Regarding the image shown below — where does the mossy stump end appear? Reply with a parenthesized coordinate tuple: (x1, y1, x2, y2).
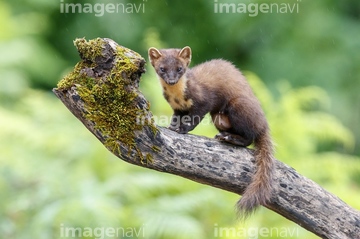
(53, 38, 157, 164)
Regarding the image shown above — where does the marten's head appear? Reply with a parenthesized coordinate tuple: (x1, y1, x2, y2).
(148, 46, 191, 85)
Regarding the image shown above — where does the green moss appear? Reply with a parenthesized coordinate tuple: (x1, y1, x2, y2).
(151, 145, 161, 153)
(145, 153, 153, 164)
(56, 38, 157, 164)
(74, 38, 104, 63)
(57, 62, 93, 89)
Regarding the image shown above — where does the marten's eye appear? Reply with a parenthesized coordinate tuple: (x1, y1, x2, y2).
(177, 67, 182, 72)
(160, 67, 166, 73)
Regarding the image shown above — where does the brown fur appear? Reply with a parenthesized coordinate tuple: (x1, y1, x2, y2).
(212, 112, 231, 131)
(148, 46, 274, 217)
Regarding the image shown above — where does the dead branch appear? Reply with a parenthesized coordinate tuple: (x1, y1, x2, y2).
(53, 38, 360, 239)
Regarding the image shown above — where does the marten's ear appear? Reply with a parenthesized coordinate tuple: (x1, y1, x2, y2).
(148, 47, 162, 65)
(179, 46, 192, 65)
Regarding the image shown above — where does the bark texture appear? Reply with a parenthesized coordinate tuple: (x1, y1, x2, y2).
(53, 38, 360, 239)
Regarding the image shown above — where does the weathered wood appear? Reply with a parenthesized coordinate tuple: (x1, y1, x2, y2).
(53, 38, 360, 239)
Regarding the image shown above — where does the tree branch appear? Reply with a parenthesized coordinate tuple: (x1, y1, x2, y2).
(53, 38, 360, 239)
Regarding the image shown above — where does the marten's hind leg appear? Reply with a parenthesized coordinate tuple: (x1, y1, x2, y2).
(215, 132, 252, 146)
(222, 97, 261, 147)
(211, 112, 252, 146)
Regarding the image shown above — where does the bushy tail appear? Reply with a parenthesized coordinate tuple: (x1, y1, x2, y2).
(236, 129, 274, 219)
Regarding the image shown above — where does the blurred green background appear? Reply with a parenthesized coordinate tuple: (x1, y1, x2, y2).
(1, 0, 359, 238)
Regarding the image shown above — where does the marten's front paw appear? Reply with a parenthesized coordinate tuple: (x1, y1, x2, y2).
(168, 122, 192, 134)
(176, 123, 192, 134)
(168, 124, 179, 132)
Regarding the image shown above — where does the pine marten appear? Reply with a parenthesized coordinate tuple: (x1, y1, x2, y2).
(148, 46, 274, 217)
